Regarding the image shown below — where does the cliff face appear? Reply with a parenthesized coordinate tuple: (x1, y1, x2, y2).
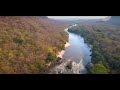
(0, 16, 68, 74)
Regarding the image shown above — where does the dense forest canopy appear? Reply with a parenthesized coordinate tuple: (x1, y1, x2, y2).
(0, 16, 68, 73)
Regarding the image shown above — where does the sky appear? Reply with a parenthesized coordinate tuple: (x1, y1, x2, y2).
(48, 16, 108, 20)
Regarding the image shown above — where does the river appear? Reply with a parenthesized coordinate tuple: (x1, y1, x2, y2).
(50, 24, 92, 74)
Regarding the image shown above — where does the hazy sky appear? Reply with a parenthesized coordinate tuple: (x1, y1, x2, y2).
(48, 16, 108, 20)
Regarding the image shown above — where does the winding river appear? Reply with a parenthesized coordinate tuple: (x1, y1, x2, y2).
(50, 24, 92, 74)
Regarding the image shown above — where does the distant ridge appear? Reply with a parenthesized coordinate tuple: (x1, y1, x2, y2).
(102, 16, 111, 21)
(40, 16, 48, 19)
(103, 16, 120, 26)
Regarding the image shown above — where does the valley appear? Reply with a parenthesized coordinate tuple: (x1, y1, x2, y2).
(0, 16, 120, 74)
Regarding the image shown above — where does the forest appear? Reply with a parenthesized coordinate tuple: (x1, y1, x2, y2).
(1, 16, 120, 74)
(68, 22, 120, 74)
(0, 16, 68, 73)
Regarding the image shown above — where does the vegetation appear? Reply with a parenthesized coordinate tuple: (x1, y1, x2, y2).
(46, 52, 57, 62)
(66, 61, 73, 69)
(0, 16, 68, 73)
(68, 23, 120, 74)
(89, 63, 109, 74)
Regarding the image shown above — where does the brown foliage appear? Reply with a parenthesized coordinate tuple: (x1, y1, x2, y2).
(0, 16, 68, 73)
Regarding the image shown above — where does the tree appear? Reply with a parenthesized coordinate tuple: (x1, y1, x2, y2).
(89, 63, 109, 74)
(46, 52, 57, 62)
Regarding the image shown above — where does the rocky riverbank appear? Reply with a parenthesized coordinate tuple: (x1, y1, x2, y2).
(57, 42, 70, 59)
(39, 42, 70, 74)
(49, 58, 86, 74)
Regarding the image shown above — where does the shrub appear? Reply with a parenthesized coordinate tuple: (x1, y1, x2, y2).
(13, 36, 25, 44)
(66, 61, 73, 69)
(46, 52, 57, 62)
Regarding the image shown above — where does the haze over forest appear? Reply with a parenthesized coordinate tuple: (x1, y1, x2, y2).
(48, 16, 108, 20)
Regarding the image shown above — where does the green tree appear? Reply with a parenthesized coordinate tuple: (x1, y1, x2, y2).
(89, 63, 109, 74)
(46, 52, 57, 62)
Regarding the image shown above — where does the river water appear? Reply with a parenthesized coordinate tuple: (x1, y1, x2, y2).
(50, 24, 91, 74)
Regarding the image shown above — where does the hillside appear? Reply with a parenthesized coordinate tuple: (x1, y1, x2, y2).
(0, 16, 68, 74)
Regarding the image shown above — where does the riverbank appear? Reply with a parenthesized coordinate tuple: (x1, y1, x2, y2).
(67, 25, 111, 74)
(57, 42, 70, 59)
(40, 24, 92, 74)
(39, 42, 70, 74)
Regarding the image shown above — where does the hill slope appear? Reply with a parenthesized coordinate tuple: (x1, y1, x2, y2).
(0, 16, 68, 74)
